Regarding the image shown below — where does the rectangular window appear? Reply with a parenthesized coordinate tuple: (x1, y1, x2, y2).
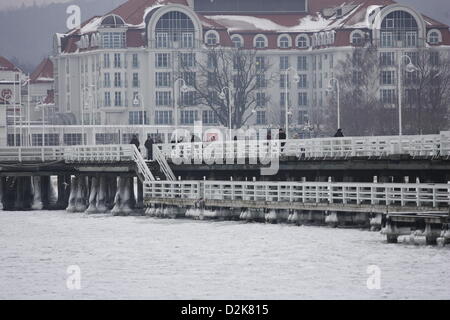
(280, 92, 291, 107)
(207, 53, 217, 69)
(297, 56, 308, 71)
(132, 73, 139, 88)
(155, 111, 173, 125)
(104, 92, 111, 107)
(156, 32, 169, 48)
(180, 53, 196, 68)
(129, 111, 149, 125)
(96, 133, 119, 145)
(202, 110, 218, 125)
(256, 111, 266, 125)
(103, 73, 111, 88)
(381, 32, 393, 47)
(180, 110, 197, 124)
(132, 54, 139, 68)
(256, 74, 266, 88)
(156, 53, 170, 68)
(114, 53, 121, 68)
(32, 134, 59, 147)
(256, 92, 266, 107)
(297, 74, 308, 89)
(381, 89, 396, 104)
(280, 74, 290, 89)
(380, 52, 395, 66)
(63, 134, 83, 146)
(181, 91, 196, 106)
(103, 54, 110, 68)
(101, 32, 125, 49)
(183, 72, 196, 87)
(406, 31, 417, 47)
(256, 56, 265, 71)
(280, 56, 289, 70)
(114, 92, 122, 106)
(381, 71, 395, 85)
(298, 92, 308, 106)
(114, 72, 122, 87)
(156, 91, 171, 106)
(430, 52, 439, 66)
(156, 72, 171, 87)
(181, 32, 194, 48)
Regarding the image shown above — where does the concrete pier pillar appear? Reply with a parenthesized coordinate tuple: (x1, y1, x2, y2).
(74, 176, 88, 213)
(129, 178, 136, 210)
(325, 211, 339, 228)
(0, 177, 4, 211)
(136, 179, 144, 209)
(86, 177, 99, 214)
(382, 220, 399, 244)
(112, 177, 133, 216)
(369, 213, 383, 231)
(96, 176, 108, 213)
(424, 223, 441, 245)
(31, 176, 43, 210)
(106, 176, 117, 210)
(66, 176, 78, 212)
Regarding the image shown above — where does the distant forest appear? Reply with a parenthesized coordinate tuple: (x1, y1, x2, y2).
(0, 0, 123, 73)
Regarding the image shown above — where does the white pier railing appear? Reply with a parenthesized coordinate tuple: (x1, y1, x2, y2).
(144, 180, 450, 208)
(156, 132, 450, 161)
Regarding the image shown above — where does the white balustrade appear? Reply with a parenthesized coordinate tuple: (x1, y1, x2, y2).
(144, 180, 450, 208)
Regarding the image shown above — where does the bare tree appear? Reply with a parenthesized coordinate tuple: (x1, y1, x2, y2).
(402, 49, 450, 134)
(180, 47, 275, 129)
(328, 46, 450, 136)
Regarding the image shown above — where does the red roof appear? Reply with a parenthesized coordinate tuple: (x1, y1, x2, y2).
(59, 0, 450, 53)
(0, 56, 20, 72)
(30, 58, 54, 84)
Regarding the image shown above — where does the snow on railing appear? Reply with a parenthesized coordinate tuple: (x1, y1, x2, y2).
(144, 180, 450, 208)
(65, 145, 135, 163)
(0, 147, 65, 162)
(153, 147, 176, 181)
(155, 132, 450, 162)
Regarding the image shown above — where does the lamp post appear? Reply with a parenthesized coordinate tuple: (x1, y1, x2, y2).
(218, 86, 232, 141)
(284, 67, 300, 140)
(173, 78, 189, 143)
(82, 87, 93, 145)
(133, 93, 146, 146)
(35, 99, 45, 147)
(327, 77, 341, 130)
(398, 54, 419, 136)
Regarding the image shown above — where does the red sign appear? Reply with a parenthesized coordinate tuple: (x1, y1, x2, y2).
(1, 89, 12, 100)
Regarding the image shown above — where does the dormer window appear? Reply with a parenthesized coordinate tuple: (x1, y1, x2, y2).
(428, 29, 442, 44)
(254, 35, 268, 49)
(205, 31, 219, 46)
(100, 15, 125, 28)
(278, 35, 291, 48)
(336, 8, 343, 17)
(296, 35, 309, 48)
(350, 30, 365, 46)
(231, 35, 244, 48)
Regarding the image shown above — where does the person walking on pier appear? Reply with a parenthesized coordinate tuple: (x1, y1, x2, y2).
(130, 135, 140, 151)
(145, 136, 154, 161)
(334, 129, 344, 138)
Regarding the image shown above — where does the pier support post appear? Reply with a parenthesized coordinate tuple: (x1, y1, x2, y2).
(96, 176, 108, 213)
(74, 176, 88, 213)
(425, 223, 441, 245)
(14, 177, 32, 210)
(66, 176, 77, 212)
(112, 177, 133, 216)
(136, 179, 144, 209)
(86, 177, 99, 214)
(31, 176, 43, 210)
(0, 177, 4, 211)
(325, 211, 339, 228)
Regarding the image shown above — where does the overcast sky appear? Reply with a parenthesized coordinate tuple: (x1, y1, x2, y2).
(0, 0, 449, 25)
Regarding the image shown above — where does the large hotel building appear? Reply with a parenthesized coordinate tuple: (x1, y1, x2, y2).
(2, 0, 450, 145)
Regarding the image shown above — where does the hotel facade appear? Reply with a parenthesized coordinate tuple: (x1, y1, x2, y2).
(24, 0, 450, 144)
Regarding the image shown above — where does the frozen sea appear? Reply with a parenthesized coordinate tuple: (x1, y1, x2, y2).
(0, 210, 449, 300)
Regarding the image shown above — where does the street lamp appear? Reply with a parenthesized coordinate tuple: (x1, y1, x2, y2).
(218, 86, 232, 141)
(284, 67, 300, 139)
(174, 78, 190, 143)
(34, 99, 45, 147)
(398, 54, 419, 136)
(327, 77, 341, 130)
(133, 93, 146, 146)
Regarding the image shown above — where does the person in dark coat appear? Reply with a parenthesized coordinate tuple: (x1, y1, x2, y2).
(130, 135, 140, 150)
(279, 129, 287, 152)
(334, 129, 344, 137)
(144, 136, 154, 160)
